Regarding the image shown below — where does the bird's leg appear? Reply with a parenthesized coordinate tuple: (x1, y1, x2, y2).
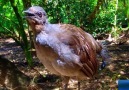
(100, 48, 110, 70)
(62, 76, 70, 90)
(77, 81, 80, 90)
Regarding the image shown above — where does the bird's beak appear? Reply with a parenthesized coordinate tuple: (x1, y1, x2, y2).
(23, 10, 35, 18)
(23, 10, 30, 14)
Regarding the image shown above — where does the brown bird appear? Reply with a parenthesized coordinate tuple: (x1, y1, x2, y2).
(24, 6, 109, 89)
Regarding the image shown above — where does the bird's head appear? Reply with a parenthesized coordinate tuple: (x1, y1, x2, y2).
(24, 6, 47, 25)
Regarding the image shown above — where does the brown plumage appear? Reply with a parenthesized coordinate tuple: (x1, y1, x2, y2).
(24, 6, 108, 89)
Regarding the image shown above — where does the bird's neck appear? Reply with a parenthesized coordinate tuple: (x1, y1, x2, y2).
(30, 22, 47, 34)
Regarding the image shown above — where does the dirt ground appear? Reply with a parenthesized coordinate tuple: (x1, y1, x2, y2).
(0, 37, 129, 90)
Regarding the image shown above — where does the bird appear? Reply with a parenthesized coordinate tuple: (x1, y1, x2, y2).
(24, 6, 109, 90)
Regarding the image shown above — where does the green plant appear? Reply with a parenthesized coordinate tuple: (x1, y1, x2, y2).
(0, 0, 33, 66)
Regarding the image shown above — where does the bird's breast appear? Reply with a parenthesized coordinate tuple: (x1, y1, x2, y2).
(35, 43, 60, 74)
(35, 43, 86, 78)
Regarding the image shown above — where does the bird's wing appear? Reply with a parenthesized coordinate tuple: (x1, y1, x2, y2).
(57, 24, 99, 77)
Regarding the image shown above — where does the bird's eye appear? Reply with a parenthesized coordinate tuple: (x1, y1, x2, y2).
(36, 12, 42, 18)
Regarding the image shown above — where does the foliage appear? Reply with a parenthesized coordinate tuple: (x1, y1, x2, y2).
(31, 0, 129, 36)
(32, 0, 98, 32)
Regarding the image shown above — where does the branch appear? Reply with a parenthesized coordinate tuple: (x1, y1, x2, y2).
(87, 0, 104, 22)
(0, 23, 13, 34)
(9, 0, 28, 47)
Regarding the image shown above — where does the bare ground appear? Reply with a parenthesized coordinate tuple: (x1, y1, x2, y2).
(0, 37, 129, 90)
